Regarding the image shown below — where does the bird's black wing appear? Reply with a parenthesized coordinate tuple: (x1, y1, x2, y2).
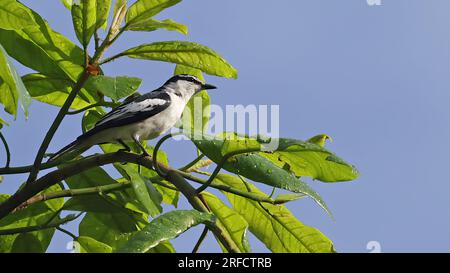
(79, 91, 171, 140)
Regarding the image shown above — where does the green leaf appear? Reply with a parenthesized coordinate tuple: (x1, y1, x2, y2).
(60, 0, 73, 9)
(120, 41, 238, 78)
(117, 210, 214, 253)
(71, 0, 112, 48)
(0, 4, 85, 82)
(11, 233, 44, 253)
(60, 162, 150, 221)
(0, 0, 35, 30)
(307, 134, 333, 147)
(127, 18, 187, 35)
(189, 133, 332, 216)
(274, 193, 305, 204)
(261, 138, 359, 182)
(0, 44, 31, 117)
(85, 75, 142, 102)
(79, 212, 139, 250)
(22, 74, 96, 110)
(76, 236, 113, 253)
(216, 174, 335, 253)
(174, 64, 210, 134)
(0, 184, 64, 253)
(202, 192, 251, 253)
(126, 0, 181, 27)
(125, 167, 162, 217)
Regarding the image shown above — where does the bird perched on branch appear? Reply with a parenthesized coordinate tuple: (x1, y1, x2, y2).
(48, 74, 217, 162)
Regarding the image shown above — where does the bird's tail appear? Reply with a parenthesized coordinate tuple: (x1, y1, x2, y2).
(47, 139, 90, 163)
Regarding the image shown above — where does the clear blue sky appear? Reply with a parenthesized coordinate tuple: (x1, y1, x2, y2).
(1, 0, 450, 252)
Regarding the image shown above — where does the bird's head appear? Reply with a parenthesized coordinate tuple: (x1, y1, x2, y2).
(163, 74, 217, 98)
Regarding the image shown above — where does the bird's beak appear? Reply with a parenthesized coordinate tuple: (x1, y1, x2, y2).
(202, 83, 217, 90)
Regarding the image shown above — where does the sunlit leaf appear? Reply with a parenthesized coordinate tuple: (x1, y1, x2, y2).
(120, 41, 238, 78)
(189, 133, 332, 216)
(71, 0, 112, 48)
(124, 167, 162, 217)
(0, 0, 35, 30)
(22, 74, 96, 110)
(202, 192, 251, 253)
(126, 0, 181, 27)
(127, 18, 187, 35)
(76, 236, 113, 253)
(85, 75, 142, 102)
(215, 174, 335, 253)
(0, 3, 85, 82)
(0, 44, 31, 117)
(117, 210, 214, 253)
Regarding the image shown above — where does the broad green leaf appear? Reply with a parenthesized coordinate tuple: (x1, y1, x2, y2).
(175, 64, 210, 134)
(216, 174, 335, 253)
(196, 132, 359, 182)
(11, 233, 44, 253)
(0, 0, 35, 30)
(71, 0, 112, 48)
(126, 0, 181, 27)
(0, 184, 64, 253)
(79, 212, 138, 250)
(121, 41, 238, 78)
(261, 138, 359, 182)
(22, 74, 96, 110)
(127, 18, 187, 35)
(189, 133, 332, 216)
(0, 3, 85, 82)
(76, 236, 113, 253)
(61, 164, 149, 221)
(124, 167, 162, 217)
(0, 44, 31, 117)
(85, 75, 142, 102)
(117, 210, 214, 253)
(202, 192, 251, 253)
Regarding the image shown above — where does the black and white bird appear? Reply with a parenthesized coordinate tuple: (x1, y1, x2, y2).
(48, 74, 217, 162)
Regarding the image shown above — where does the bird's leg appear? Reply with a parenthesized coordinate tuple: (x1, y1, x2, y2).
(132, 135, 149, 156)
(117, 139, 131, 152)
(132, 136, 149, 174)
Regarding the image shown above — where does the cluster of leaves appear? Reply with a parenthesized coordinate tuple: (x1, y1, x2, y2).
(0, 0, 359, 253)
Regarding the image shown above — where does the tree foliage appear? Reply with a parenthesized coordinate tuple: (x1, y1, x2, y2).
(0, 0, 359, 253)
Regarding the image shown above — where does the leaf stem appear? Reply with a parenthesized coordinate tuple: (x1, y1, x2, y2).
(0, 131, 11, 168)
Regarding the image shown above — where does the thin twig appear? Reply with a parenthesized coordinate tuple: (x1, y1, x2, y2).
(56, 227, 77, 240)
(192, 226, 208, 253)
(25, 71, 91, 185)
(67, 101, 118, 115)
(0, 131, 10, 168)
